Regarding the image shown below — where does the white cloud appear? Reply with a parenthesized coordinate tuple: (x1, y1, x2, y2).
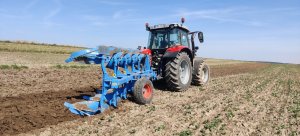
(112, 9, 135, 20)
(83, 15, 104, 21)
(92, 22, 106, 26)
(82, 9, 139, 26)
(175, 7, 300, 27)
(175, 7, 266, 27)
(97, 0, 131, 6)
(0, 12, 29, 19)
(82, 15, 107, 26)
(0, 0, 38, 19)
(112, 11, 122, 19)
(24, 0, 40, 11)
(44, 0, 61, 20)
(43, 0, 62, 27)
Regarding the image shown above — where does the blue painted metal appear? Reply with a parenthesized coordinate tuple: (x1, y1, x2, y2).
(64, 46, 156, 116)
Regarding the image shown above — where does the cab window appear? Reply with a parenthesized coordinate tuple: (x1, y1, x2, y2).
(147, 28, 190, 49)
(180, 30, 189, 47)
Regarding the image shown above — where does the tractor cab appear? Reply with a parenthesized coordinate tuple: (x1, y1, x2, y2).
(146, 23, 190, 50)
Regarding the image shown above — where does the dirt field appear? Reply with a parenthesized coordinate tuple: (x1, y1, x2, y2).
(0, 68, 101, 97)
(2, 62, 299, 136)
(0, 42, 299, 136)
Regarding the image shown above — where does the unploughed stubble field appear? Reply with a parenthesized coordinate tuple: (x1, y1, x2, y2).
(0, 41, 299, 136)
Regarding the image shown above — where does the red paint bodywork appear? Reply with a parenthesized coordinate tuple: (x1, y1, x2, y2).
(166, 45, 187, 52)
(141, 48, 152, 55)
(141, 48, 152, 65)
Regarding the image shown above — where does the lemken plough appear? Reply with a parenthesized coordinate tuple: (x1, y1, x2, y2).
(64, 46, 156, 116)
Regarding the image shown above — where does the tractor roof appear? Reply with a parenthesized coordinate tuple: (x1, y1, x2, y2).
(148, 23, 189, 32)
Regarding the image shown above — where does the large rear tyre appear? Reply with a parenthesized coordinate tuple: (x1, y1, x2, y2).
(164, 52, 192, 91)
(192, 58, 210, 86)
(133, 77, 154, 104)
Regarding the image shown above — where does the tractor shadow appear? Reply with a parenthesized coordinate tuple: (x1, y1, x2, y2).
(153, 79, 173, 92)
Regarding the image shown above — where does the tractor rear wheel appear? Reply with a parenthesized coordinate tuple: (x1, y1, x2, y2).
(133, 77, 154, 104)
(164, 52, 192, 91)
(192, 58, 210, 86)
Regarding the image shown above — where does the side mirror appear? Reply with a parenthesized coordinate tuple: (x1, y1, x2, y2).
(195, 46, 199, 50)
(198, 32, 204, 43)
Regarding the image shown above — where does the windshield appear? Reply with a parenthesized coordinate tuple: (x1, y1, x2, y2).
(147, 29, 181, 49)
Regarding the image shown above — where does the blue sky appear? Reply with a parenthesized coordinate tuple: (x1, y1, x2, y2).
(0, 0, 299, 64)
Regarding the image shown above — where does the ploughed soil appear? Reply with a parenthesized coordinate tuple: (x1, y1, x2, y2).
(0, 63, 270, 135)
(0, 67, 101, 97)
(0, 87, 97, 135)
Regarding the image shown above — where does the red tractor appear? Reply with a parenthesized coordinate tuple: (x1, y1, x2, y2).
(141, 18, 210, 91)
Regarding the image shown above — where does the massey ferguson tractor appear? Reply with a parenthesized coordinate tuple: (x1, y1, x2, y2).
(64, 18, 210, 116)
(141, 18, 210, 91)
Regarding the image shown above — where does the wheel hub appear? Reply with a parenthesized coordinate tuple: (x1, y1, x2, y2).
(201, 67, 209, 83)
(143, 84, 152, 99)
(179, 60, 190, 84)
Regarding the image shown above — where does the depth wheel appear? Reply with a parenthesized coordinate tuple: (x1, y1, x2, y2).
(164, 52, 192, 91)
(133, 77, 154, 104)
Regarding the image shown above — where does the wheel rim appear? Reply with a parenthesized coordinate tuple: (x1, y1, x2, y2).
(143, 84, 152, 99)
(179, 60, 190, 85)
(201, 66, 209, 83)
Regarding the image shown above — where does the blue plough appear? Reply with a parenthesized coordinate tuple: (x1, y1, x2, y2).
(64, 46, 156, 116)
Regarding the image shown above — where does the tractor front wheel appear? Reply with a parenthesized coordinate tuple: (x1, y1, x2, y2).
(133, 77, 154, 104)
(192, 58, 210, 86)
(164, 52, 192, 91)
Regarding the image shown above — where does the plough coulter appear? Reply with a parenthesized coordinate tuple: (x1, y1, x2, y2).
(65, 18, 210, 116)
